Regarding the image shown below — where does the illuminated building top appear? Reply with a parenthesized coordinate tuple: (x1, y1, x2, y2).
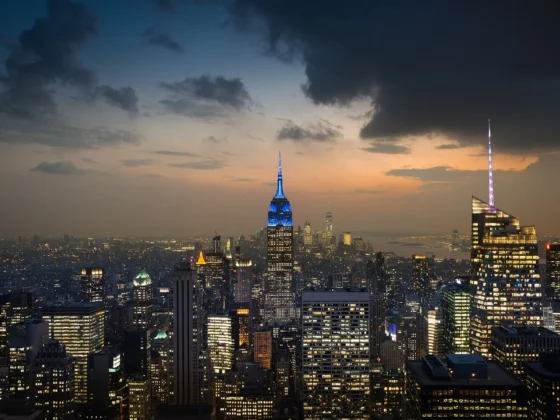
(133, 270, 152, 287)
(268, 152, 292, 227)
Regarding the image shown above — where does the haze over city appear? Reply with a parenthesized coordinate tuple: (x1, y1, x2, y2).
(0, 0, 558, 238)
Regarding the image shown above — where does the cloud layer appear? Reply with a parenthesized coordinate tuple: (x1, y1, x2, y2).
(31, 161, 87, 175)
(277, 119, 341, 142)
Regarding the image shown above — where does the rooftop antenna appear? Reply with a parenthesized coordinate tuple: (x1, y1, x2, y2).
(488, 118, 495, 209)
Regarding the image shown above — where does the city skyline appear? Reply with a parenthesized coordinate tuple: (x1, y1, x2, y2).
(0, 0, 558, 238)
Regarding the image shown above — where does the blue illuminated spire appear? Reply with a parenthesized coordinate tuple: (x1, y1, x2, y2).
(275, 151, 285, 198)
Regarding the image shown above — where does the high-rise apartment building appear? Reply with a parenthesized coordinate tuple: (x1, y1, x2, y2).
(302, 289, 370, 419)
(234, 259, 252, 304)
(405, 354, 527, 419)
(132, 271, 153, 329)
(172, 262, 202, 405)
(264, 155, 295, 323)
(470, 197, 543, 357)
(208, 314, 235, 374)
(81, 268, 105, 303)
(441, 281, 470, 354)
(42, 302, 105, 404)
(32, 340, 75, 420)
(253, 329, 272, 370)
(491, 325, 560, 377)
(412, 255, 429, 305)
(547, 243, 560, 299)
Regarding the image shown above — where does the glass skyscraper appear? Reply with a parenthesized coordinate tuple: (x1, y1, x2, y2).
(264, 154, 295, 323)
(470, 196, 542, 357)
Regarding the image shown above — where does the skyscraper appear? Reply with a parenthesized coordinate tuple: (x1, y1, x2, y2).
(234, 259, 253, 304)
(547, 243, 560, 299)
(423, 306, 444, 357)
(81, 268, 105, 303)
(302, 289, 370, 419)
(253, 329, 272, 370)
(264, 154, 295, 324)
(441, 281, 470, 354)
(133, 270, 153, 330)
(42, 302, 105, 404)
(470, 197, 542, 357)
(412, 255, 429, 305)
(0, 291, 32, 367)
(32, 340, 75, 420)
(207, 314, 235, 374)
(172, 262, 202, 405)
(303, 221, 312, 246)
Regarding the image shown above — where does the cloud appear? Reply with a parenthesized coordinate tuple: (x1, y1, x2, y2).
(0, 119, 141, 148)
(277, 119, 341, 142)
(226, 1, 560, 152)
(120, 159, 154, 167)
(143, 173, 163, 178)
(361, 142, 411, 154)
(0, 0, 138, 118)
(152, 150, 200, 157)
(202, 136, 227, 144)
(435, 143, 464, 150)
(94, 86, 139, 115)
(168, 160, 226, 170)
(154, 0, 183, 12)
(348, 189, 386, 194)
(159, 75, 253, 118)
(386, 166, 478, 182)
(82, 158, 97, 164)
(31, 161, 87, 175)
(233, 177, 254, 182)
(142, 27, 183, 53)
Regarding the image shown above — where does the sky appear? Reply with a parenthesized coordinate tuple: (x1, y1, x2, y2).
(0, 0, 558, 238)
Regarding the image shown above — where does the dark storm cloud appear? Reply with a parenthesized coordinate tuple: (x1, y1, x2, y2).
(152, 150, 201, 157)
(31, 161, 87, 175)
(435, 143, 464, 150)
(168, 160, 226, 170)
(361, 142, 411, 155)
(277, 119, 341, 142)
(159, 75, 253, 117)
(227, 0, 560, 152)
(94, 86, 139, 115)
(142, 27, 183, 53)
(0, 0, 139, 119)
(120, 159, 154, 167)
(0, 120, 141, 148)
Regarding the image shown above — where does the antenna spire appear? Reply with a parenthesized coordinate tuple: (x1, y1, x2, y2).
(275, 152, 285, 198)
(488, 118, 495, 209)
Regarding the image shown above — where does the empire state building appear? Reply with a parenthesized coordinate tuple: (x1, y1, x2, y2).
(264, 154, 295, 323)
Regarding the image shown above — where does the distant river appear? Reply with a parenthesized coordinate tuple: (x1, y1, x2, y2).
(368, 236, 470, 260)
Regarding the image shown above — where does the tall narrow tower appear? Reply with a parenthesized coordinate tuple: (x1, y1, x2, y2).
(488, 118, 494, 209)
(264, 153, 295, 324)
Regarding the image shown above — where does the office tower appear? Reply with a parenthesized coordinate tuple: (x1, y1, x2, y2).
(331, 272, 348, 288)
(412, 255, 429, 305)
(543, 304, 556, 331)
(129, 375, 151, 420)
(397, 306, 419, 361)
(87, 351, 125, 418)
(42, 302, 105, 404)
(208, 314, 235, 374)
(303, 222, 312, 246)
(375, 251, 387, 292)
(203, 247, 230, 312)
(491, 325, 560, 377)
(123, 329, 151, 378)
(382, 370, 404, 418)
(547, 243, 560, 299)
(470, 197, 542, 357)
(172, 262, 202, 405)
(441, 281, 470, 354)
(234, 306, 250, 348)
(132, 271, 153, 329)
(265, 154, 295, 324)
(405, 354, 527, 419)
(220, 395, 274, 419)
(302, 289, 370, 419)
(370, 292, 385, 358)
(0, 292, 32, 367)
(234, 259, 252, 304)
(81, 268, 105, 303)
(423, 306, 444, 357)
(325, 211, 333, 237)
(342, 232, 352, 246)
(253, 329, 272, 370)
(526, 355, 560, 420)
(213, 234, 222, 253)
(8, 320, 49, 401)
(32, 340, 74, 420)
(353, 236, 365, 252)
(152, 330, 170, 403)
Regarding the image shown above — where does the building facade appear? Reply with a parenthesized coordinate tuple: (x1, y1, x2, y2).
(441, 281, 470, 354)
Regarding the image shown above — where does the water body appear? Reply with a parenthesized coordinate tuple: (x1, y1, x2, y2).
(369, 236, 470, 260)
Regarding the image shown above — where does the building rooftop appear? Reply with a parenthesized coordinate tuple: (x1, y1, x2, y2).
(526, 362, 560, 379)
(493, 326, 560, 337)
(407, 359, 523, 388)
(446, 354, 487, 365)
(133, 270, 151, 286)
(302, 288, 370, 301)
